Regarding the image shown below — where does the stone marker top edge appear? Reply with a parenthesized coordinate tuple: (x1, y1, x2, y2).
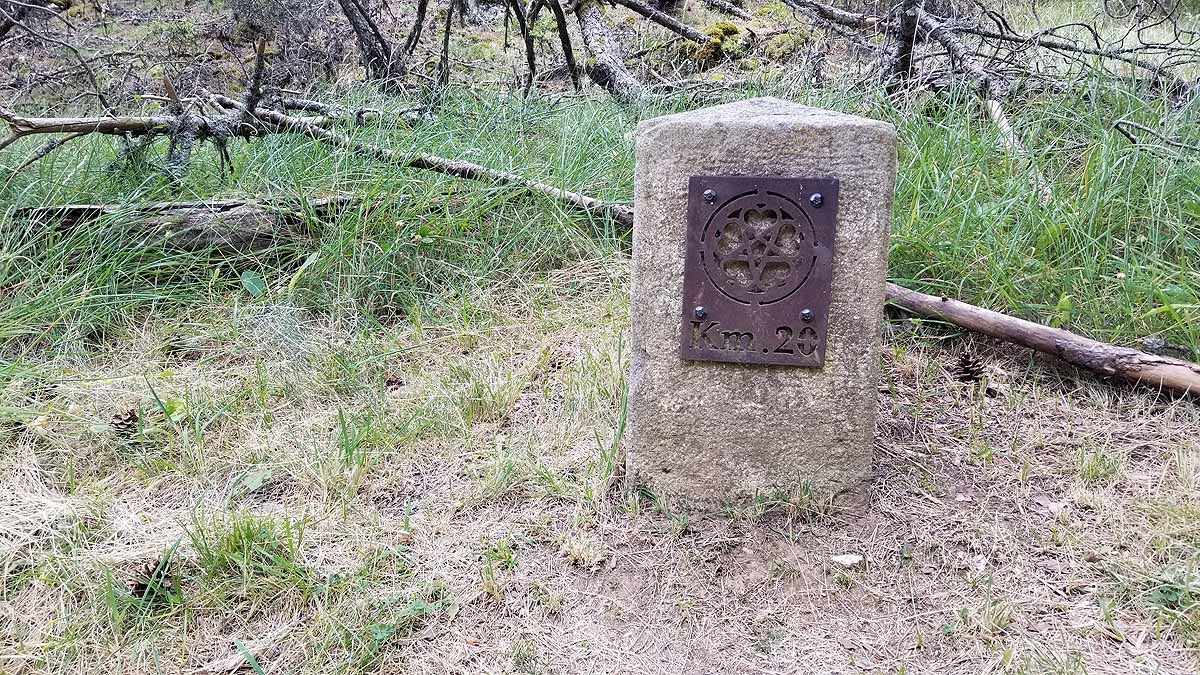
(637, 96, 895, 138)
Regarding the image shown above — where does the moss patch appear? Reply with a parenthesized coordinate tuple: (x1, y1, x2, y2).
(764, 30, 810, 61)
(691, 21, 744, 62)
(755, 1, 793, 23)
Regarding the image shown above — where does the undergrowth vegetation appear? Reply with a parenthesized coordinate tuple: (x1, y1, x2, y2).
(2, 75, 1198, 361)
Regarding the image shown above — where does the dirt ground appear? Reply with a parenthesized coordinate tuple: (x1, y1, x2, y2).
(2, 259, 1198, 674)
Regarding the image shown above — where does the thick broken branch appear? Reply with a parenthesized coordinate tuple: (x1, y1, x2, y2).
(574, 0, 646, 102)
(886, 283, 1200, 397)
(0, 109, 174, 137)
(0, 109, 350, 138)
(16, 194, 360, 251)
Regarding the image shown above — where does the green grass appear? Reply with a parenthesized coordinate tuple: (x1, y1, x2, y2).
(2, 78, 1197, 362)
(187, 511, 313, 601)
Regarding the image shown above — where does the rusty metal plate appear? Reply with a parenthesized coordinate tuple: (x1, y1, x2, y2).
(680, 175, 838, 367)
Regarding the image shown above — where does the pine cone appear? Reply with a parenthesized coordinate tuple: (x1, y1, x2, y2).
(110, 408, 139, 436)
(129, 556, 173, 601)
(952, 353, 986, 383)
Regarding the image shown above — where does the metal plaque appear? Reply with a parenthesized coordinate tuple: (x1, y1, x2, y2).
(680, 175, 838, 367)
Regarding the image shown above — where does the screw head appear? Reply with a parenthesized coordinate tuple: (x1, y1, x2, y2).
(694, 306, 707, 319)
(703, 189, 717, 203)
(809, 193, 824, 208)
(800, 308, 815, 322)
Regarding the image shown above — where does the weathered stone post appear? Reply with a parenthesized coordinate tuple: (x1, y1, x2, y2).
(627, 97, 897, 509)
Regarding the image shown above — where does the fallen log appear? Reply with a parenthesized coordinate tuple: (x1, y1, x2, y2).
(15, 194, 360, 251)
(573, 0, 646, 103)
(886, 283, 1200, 397)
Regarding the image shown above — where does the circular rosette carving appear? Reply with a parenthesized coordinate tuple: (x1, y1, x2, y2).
(701, 190, 818, 304)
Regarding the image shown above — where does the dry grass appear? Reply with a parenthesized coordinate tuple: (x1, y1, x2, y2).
(1, 255, 1198, 674)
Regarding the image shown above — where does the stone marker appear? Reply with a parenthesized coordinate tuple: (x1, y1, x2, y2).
(627, 97, 897, 509)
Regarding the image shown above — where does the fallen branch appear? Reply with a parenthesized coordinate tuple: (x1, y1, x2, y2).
(916, 11, 1053, 204)
(1113, 118, 1200, 154)
(3, 130, 85, 175)
(780, 0, 883, 31)
(15, 194, 360, 251)
(956, 23, 1194, 100)
(886, 283, 1200, 397)
(2, 92, 632, 227)
(0, 111, 174, 141)
(0, 107, 371, 173)
(211, 96, 634, 227)
(607, 0, 712, 45)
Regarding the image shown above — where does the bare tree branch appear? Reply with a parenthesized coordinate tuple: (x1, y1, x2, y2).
(506, 0, 537, 95)
(214, 95, 633, 227)
(916, 10, 1053, 203)
(546, 0, 581, 91)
